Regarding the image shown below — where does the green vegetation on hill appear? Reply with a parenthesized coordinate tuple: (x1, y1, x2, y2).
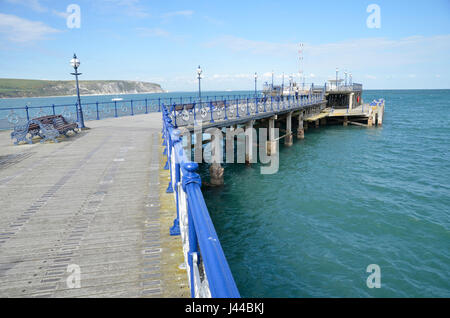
(0, 79, 164, 98)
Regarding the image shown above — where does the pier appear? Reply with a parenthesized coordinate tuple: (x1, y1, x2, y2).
(165, 84, 385, 185)
(0, 114, 189, 297)
(0, 86, 385, 298)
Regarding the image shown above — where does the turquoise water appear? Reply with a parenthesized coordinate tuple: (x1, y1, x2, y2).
(200, 90, 450, 297)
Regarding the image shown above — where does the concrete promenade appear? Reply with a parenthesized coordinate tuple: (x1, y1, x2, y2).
(0, 114, 189, 297)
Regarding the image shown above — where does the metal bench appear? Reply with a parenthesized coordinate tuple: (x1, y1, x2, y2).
(11, 115, 78, 145)
(51, 115, 78, 136)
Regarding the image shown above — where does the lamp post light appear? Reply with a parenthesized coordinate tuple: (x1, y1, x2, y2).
(254, 72, 258, 97)
(344, 71, 348, 87)
(70, 54, 85, 129)
(197, 65, 202, 102)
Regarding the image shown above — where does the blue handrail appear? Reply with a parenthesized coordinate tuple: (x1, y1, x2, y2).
(161, 107, 240, 298)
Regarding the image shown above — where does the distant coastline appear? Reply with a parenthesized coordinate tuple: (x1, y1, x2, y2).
(0, 91, 167, 100)
(0, 78, 165, 99)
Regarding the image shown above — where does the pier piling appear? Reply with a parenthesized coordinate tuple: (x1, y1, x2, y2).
(267, 116, 277, 155)
(297, 113, 305, 139)
(285, 112, 293, 146)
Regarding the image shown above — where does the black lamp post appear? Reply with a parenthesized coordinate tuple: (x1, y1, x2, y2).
(70, 53, 85, 129)
(197, 65, 202, 102)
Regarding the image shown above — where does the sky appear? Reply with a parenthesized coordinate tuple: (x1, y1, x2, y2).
(0, 0, 449, 91)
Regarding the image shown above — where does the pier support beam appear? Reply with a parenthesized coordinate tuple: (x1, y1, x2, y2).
(267, 116, 277, 156)
(209, 129, 224, 186)
(297, 114, 304, 139)
(209, 163, 224, 186)
(320, 118, 327, 126)
(304, 121, 308, 131)
(343, 116, 348, 126)
(368, 109, 375, 127)
(245, 120, 255, 164)
(378, 105, 384, 126)
(285, 112, 293, 146)
(315, 119, 320, 128)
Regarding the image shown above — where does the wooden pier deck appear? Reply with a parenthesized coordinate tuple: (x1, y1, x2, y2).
(0, 114, 189, 298)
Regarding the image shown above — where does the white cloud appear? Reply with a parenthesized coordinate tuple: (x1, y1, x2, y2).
(5, 0, 47, 12)
(0, 13, 60, 43)
(162, 10, 194, 18)
(52, 10, 69, 19)
(136, 27, 170, 38)
(101, 0, 149, 18)
(204, 34, 450, 71)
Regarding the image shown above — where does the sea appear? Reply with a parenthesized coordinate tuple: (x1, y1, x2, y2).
(199, 89, 450, 297)
(1, 89, 449, 297)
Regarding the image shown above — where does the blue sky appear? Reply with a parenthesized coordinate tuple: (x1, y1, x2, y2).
(0, 0, 449, 91)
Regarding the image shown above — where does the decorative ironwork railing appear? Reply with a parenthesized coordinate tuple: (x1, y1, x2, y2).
(0, 93, 263, 131)
(165, 91, 327, 128)
(162, 108, 240, 298)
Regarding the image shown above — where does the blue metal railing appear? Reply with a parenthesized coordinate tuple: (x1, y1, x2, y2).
(162, 108, 240, 298)
(164, 90, 327, 128)
(0, 93, 263, 131)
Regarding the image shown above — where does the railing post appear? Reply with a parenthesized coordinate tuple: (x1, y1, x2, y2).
(182, 162, 201, 298)
(114, 101, 118, 118)
(158, 98, 161, 112)
(193, 102, 197, 124)
(255, 96, 259, 114)
(52, 104, 56, 116)
(236, 98, 240, 118)
(170, 130, 182, 236)
(172, 103, 178, 128)
(246, 98, 250, 116)
(166, 130, 174, 194)
(96, 102, 99, 120)
(131, 100, 134, 116)
(145, 98, 148, 114)
(224, 100, 228, 120)
(209, 102, 215, 123)
(25, 105, 30, 121)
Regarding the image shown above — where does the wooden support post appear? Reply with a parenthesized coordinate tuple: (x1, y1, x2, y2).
(285, 112, 293, 146)
(245, 120, 255, 164)
(378, 105, 384, 126)
(343, 116, 348, 126)
(267, 116, 277, 156)
(209, 163, 224, 186)
(320, 117, 327, 126)
(315, 119, 319, 128)
(297, 113, 304, 139)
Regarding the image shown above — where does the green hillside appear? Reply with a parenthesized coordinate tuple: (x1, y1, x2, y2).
(0, 79, 164, 98)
